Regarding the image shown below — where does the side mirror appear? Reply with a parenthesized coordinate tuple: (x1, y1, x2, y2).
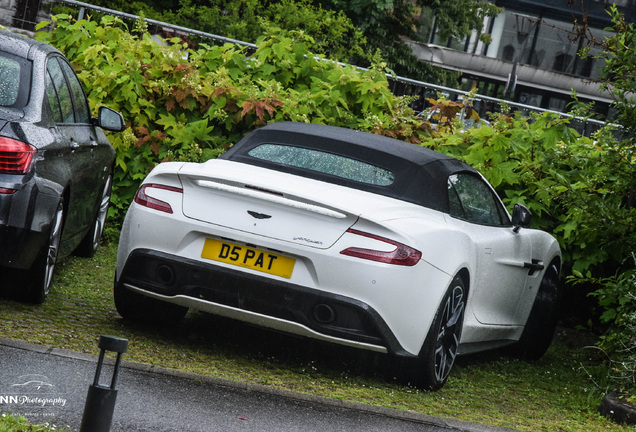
(512, 203, 532, 233)
(95, 106, 125, 132)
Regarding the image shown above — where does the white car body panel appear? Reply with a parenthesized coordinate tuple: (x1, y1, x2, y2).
(117, 162, 456, 355)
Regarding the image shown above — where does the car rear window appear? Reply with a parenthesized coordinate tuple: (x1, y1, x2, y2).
(248, 143, 395, 186)
(0, 51, 30, 108)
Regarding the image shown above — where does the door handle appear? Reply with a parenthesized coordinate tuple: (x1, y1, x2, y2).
(524, 259, 544, 276)
(70, 141, 80, 150)
(90, 140, 99, 148)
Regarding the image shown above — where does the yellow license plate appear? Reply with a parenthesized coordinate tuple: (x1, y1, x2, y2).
(201, 239, 295, 279)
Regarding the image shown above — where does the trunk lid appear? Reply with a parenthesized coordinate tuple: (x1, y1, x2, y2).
(179, 159, 409, 249)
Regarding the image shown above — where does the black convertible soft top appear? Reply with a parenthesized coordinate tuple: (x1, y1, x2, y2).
(221, 122, 478, 213)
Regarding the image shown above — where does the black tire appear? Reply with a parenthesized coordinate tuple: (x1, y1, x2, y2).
(23, 199, 65, 303)
(75, 174, 112, 258)
(514, 262, 560, 360)
(393, 276, 466, 390)
(114, 281, 188, 326)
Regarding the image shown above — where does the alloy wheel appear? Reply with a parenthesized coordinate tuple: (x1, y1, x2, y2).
(43, 201, 64, 296)
(434, 282, 465, 382)
(91, 175, 112, 251)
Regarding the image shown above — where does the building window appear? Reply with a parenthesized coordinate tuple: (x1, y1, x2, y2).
(502, 45, 515, 61)
(553, 53, 573, 73)
(12, 0, 40, 31)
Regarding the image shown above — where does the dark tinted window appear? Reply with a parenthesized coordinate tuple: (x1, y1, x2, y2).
(248, 143, 395, 186)
(0, 51, 31, 108)
(46, 57, 74, 123)
(45, 70, 62, 122)
(60, 59, 90, 123)
(448, 173, 509, 226)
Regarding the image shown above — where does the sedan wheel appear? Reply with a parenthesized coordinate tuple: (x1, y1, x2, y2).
(23, 199, 64, 303)
(75, 174, 112, 258)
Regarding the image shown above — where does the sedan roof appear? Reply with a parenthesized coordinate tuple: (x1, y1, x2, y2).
(221, 122, 478, 213)
(0, 30, 58, 59)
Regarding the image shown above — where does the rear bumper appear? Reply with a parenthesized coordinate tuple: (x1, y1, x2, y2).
(116, 249, 415, 357)
(0, 225, 47, 269)
(0, 181, 58, 269)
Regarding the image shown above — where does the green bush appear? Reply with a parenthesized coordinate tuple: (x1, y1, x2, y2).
(565, 5, 636, 393)
(571, 260, 636, 393)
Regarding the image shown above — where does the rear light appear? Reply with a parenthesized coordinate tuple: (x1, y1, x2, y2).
(340, 229, 422, 266)
(0, 188, 16, 194)
(134, 184, 183, 214)
(0, 137, 36, 174)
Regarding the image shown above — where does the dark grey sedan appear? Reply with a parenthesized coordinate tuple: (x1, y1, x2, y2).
(0, 30, 125, 303)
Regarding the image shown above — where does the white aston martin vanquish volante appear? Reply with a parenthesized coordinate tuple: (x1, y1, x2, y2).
(114, 122, 561, 390)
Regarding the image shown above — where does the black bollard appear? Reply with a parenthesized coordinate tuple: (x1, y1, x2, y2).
(80, 335, 128, 432)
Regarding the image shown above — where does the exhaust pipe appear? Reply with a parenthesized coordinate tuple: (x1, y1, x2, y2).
(313, 303, 336, 324)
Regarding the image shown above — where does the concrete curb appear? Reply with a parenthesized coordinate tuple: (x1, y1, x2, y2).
(0, 336, 517, 432)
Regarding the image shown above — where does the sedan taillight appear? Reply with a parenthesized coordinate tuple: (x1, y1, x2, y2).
(340, 229, 422, 266)
(134, 184, 183, 214)
(0, 138, 36, 175)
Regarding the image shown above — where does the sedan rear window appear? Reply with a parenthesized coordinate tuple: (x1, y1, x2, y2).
(0, 52, 30, 108)
(248, 143, 395, 186)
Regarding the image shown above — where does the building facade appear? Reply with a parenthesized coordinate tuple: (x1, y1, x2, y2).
(409, 0, 635, 116)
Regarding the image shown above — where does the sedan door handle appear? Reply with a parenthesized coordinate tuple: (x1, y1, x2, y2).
(70, 141, 80, 150)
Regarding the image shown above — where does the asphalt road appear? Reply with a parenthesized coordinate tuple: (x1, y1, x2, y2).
(0, 338, 516, 432)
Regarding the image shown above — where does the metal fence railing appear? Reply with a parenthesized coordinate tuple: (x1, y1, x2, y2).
(7, 0, 610, 137)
